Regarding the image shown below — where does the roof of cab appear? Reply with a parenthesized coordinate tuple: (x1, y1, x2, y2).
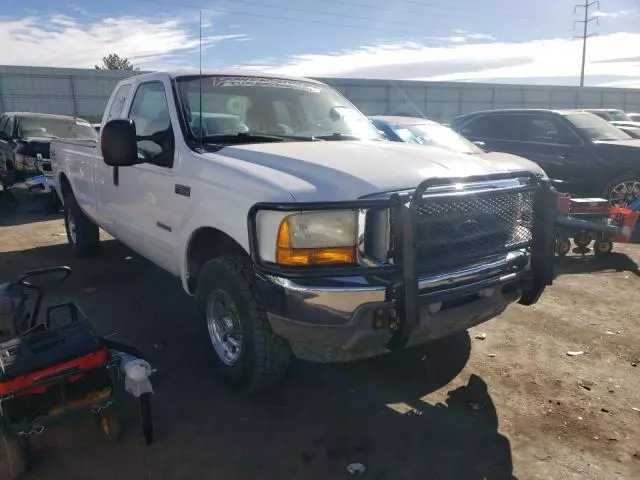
(453, 108, 600, 120)
(119, 70, 325, 85)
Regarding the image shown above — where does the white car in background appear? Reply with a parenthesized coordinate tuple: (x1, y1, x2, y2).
(370, 115, 540, 171)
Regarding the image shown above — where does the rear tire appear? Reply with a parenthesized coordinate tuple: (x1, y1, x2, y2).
(63, 192, 99, 257)
(195, 254, 291, 393)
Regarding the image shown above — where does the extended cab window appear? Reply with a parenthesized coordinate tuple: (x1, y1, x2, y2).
(128, 82, 174, 167)
(106, 84, 132, 122)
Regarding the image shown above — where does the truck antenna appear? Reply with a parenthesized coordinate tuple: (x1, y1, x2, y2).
(199, 8, 203, 150)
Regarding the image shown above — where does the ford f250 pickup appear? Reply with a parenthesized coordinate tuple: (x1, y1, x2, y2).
(51, 71, 556, 392)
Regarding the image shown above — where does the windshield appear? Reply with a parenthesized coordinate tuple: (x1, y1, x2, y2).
(565, 113, 632, 141)
(17, 116, 97, 140)
(175, 76, 382, 143)
(606, 111, 631, 121)
(392, 122, 483, 154)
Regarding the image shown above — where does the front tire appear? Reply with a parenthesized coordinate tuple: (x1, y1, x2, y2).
(63, 192, 99, 257)
(195, 254, 291, 393)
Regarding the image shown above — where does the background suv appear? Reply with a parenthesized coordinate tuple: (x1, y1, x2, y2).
(451, 109, 640, 207)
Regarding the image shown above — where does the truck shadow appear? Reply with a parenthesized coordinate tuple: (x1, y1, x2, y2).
(0, 240, 515, 480)
(555, 252, 640, 278)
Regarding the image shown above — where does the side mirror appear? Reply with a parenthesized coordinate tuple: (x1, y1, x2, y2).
(473, 140, 487, 149)
(101, 119, 138, 167)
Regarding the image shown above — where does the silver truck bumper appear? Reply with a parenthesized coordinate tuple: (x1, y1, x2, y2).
(259, 251, 530, 362)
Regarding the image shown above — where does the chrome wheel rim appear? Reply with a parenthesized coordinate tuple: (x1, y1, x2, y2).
(67, 210, 77, 244)
(609, 180, 640, 207)
(206, 289, 242, 366)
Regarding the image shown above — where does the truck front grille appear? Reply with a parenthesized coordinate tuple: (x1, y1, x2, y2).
(412, 189, 536, 273)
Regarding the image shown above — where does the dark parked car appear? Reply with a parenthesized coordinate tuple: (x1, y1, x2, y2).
(0, 112, 97, 210)
(451, 109, 640, 207)
(0, 112, 97, 184)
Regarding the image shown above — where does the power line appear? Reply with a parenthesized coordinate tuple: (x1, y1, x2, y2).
(135, 0, 439, 36)
(574, 0, 599, 87)
(202, 0, 430, 29)
(270, 0, 536, 23)
(138, 0, 535, 36)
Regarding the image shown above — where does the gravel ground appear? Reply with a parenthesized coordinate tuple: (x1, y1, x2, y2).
(0, 201, 639, 480)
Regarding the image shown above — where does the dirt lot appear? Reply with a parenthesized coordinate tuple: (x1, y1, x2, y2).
(0, 203, 639, 480)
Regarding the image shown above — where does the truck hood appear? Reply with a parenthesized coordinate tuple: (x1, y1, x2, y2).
(215, 141, 544, 201)
(592, 139, 640, 166)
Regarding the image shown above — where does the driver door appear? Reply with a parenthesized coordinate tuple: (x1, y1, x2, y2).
(104, 81, 183, 274)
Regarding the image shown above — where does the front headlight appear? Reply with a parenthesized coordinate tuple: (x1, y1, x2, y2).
(14, 153, 37, 171)
(276, 210, 357, 266)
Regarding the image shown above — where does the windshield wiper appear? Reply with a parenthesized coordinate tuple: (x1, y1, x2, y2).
(200, 132, 319, 144)
(314, 133, 384, 141)
(314, 133, 363, 141)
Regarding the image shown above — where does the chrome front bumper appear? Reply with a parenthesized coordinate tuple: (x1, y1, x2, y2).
(258, 251, 531, 362)
(9, 174, 55, 195)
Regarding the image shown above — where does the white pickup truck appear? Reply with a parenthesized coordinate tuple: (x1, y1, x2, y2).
(51, 71, 556, 392)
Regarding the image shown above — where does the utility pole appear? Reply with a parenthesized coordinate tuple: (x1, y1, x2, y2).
(574, 1, 599, 87)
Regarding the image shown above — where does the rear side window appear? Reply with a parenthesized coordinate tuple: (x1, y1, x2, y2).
(460, 114, 521, 141)
(105, 85, 132, 122)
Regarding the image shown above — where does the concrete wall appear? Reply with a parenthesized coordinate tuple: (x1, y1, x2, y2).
(1, 65, 640, 123)
(323, 78, 640, 122)
(0, 65, 138, 123)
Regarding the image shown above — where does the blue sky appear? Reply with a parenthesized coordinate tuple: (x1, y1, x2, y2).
(1, 0, 639, 86)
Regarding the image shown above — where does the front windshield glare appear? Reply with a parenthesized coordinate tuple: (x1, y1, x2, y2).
(566, 113, 632, 141)
(176, 76, 383, 141)
(396, 123, 483, 154)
